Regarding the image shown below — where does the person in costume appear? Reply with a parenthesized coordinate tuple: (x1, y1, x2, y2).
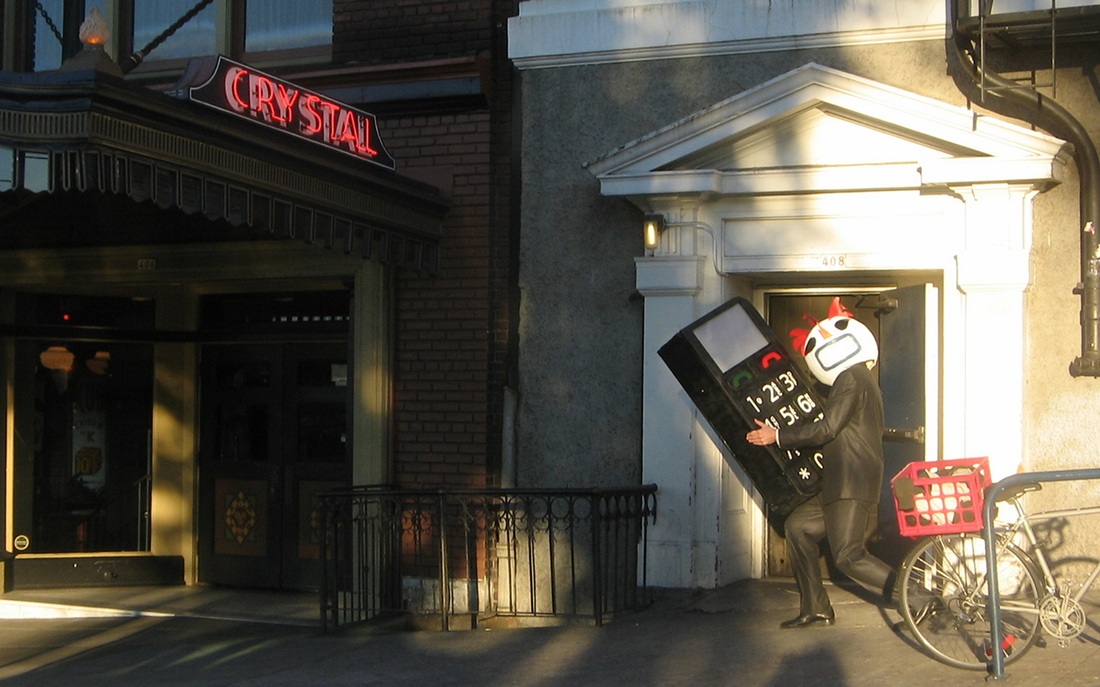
(745, 297, 895, 628)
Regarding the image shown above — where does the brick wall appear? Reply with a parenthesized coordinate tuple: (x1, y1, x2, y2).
(333, 0, 494, 64)
(338, 0, 516, 490)
(385, 112, 492, 489)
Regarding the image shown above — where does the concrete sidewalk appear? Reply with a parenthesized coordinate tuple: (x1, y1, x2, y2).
(0, 579, 1097, 686)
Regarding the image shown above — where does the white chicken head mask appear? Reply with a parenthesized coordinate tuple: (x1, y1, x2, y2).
(790, 297, 878, 386)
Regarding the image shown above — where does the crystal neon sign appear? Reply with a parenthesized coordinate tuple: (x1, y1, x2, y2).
(189, 56, 396, 170)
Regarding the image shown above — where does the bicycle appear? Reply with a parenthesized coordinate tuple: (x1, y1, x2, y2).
(891, 458, 1100, 671)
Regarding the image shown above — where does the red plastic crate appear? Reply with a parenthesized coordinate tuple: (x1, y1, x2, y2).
(891, 457, 992, 538)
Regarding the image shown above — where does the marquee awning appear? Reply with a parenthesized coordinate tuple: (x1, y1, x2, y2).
(0, 62, 449, 274)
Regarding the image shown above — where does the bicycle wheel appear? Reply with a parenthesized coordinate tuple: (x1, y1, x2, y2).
(897, 532, 1043, 670)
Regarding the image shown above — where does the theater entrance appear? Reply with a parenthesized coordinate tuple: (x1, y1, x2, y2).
(197, 295, 352, 591)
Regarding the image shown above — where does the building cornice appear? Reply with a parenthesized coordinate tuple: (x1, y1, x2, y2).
(511, 25, 946, 70)
(508, 0, 947, 69)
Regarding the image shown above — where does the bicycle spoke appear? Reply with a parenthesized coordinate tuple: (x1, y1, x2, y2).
(898, 533, 1042, 670)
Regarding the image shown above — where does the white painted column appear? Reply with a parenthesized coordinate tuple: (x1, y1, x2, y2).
(953, 184, 1035, 480)
(637, 255, 704, 587)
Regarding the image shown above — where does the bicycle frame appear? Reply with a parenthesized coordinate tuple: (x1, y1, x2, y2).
(983, 468, 1100, 681)
(1009, 501, 1100, 606)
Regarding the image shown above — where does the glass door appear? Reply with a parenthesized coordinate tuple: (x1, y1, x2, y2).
(14, 339, 153, 554)
(198, 342, 349, 590)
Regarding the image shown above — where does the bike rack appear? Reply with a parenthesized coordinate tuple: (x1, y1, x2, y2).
(984, 468, 1100, 680)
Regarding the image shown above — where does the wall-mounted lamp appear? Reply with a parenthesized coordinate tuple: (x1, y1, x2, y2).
(40, 345, 75, 394)
(40, 346, 75, 371)
(643, 214, 666, 250)
(86, 351, 111, 376)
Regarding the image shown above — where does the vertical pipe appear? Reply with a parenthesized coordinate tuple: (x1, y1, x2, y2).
(948, 0, 1100, 376)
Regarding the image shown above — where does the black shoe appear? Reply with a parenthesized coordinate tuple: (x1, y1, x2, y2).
(779, 612, 835, 629)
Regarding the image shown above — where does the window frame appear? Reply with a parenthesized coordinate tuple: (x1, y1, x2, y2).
(2, 1, 332, 76)
(125, 0, 332, 78)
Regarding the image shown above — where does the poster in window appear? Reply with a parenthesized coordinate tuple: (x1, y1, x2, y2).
(72, 408, 107, 489)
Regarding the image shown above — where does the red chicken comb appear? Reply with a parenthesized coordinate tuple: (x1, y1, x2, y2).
(788, 298, 853, 354)
(789, 313, 818, 355)
(828, 296, 854, 319)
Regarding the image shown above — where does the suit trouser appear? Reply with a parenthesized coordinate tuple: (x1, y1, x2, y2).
(784, 495, 894, 616)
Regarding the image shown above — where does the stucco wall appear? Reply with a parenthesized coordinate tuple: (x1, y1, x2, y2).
(1020, 44, 1100, 530)
(515, 71, 645, 485)
(516, 40, 962, 487)
(518, 38, 1100, 511)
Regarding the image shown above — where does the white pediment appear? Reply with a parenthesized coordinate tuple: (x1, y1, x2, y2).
(677, 106, 955, 171)
(587, 63, 1070, 199)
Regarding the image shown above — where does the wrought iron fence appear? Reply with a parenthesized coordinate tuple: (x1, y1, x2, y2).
(317, 484, 658, 633)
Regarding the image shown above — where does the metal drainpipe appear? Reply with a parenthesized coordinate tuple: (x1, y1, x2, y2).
(947, 0, 1100, 377)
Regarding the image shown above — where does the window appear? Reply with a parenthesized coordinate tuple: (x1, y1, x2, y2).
(133, 1, 332, 67)
(22, 0, 97, 72)
(7, 2, 331, 73)
(244, 4, 331, 54)
(0, 147, 13, 190)
(30, 0, 64, 71)
(133, 0, 217, 62)
(13, 294, 156, 554)
(21, 151, 50, 192)
(0, 147, 50, 192)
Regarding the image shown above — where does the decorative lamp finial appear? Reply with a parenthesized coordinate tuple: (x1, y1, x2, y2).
(59, 5, 123, 76)
(79, 6, 110, 47)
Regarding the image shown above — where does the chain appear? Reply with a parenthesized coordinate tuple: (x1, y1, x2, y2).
(33, 0, 216, 73)
(120, 0, 216, 73)
(33, 1, 64, 46)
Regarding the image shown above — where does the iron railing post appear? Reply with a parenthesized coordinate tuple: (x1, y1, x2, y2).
(641, 489, 655, 604)
(591, 490, 604, 626)
(319, 496, 330, 633)
(318, 484, 657, 632)
(437, 490, 451, 631)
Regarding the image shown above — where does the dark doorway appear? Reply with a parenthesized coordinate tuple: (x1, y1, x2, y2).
(764, 288, 932, 576)
(198, 292, 352, 591)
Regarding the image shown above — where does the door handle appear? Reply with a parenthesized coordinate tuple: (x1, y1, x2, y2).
(883, 426, 925, 443)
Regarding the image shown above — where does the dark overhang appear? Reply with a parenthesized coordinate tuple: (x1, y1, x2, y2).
(0, 61, 449, 274)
